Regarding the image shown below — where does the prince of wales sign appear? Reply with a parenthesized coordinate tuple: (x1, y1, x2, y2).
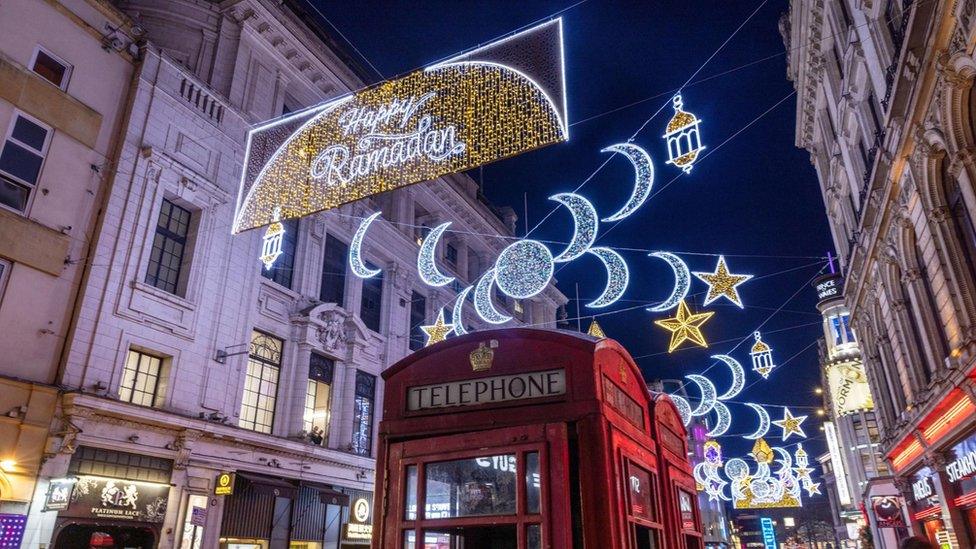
(233, 19, 568, 234)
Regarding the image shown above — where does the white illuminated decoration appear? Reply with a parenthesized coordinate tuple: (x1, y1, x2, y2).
(600, 143, 654, 222)
(350, 212, 382, 278)
(585, 247, 629, 308)
(494, 240, 555, 299)
(743, 403, 771, 440)
(647, 252, 691, 312)
(750, 331, 776, 379)
(663, 93, 705, 174)
(451, 286, 473, 336)
(473, 269, 512, 324)
(713, 355, 745, 400)
(670, 394, 692, 426)
(696, 438, 817, 508)
(310, 93, 466, 189)
(686, 374, 717, 416)
(708, 401, 732, 437)
(418, 222, 456, 287)
(549, 193, 598, 263)
(259, 206, 285, 270)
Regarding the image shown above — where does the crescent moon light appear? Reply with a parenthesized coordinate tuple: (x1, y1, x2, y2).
(418, 222, 455, 287)
(452, 286, 473, 336)
(350, 212, 382, 278)
(549, 193, 598, 263)
(586, 247, 629, 308)
(712, 354, 745, 401)
(686, 374, 717, 417)
(646, 252, 691, 312)
(743, 403, 771, 440)
(773, 446, 793, 473)
(707, 401, 731, 437)
(600, 143, 655, 222)
(473, 269, 512, 325)
(669, 394, 692, 426)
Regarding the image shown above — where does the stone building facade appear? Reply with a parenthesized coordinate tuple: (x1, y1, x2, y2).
(0, 0, 136, 536)
(7, 0, 566, 547)
(785, 0, 976, 545)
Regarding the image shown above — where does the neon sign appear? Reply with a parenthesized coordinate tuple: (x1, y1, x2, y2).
(760, 517, 777, 549)
(234, 19, 568, 234)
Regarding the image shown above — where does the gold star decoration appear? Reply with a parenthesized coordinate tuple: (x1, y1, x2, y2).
(793, 466, 814, 482)
(804, 482, 822, 496)
(653, 300, 715, 352)
(692, 255, 753, 308)
(420, 308, 455, 347)
(772, 408, 808, 441)
(587, 319, 606, 338)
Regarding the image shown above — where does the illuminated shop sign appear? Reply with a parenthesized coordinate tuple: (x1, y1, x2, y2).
(824, 422, 852, 505)
(406, 369, 566, 411)
(826, 362, 874, 416)
(913, 476, 934, 501)
(343, 497, 373, 541)
(814, 274, 843, 304)
(870, 496, 906, 528)
(54, 476, 170, 522)
(760, 517, 777, 549)
(43, 478, 77, 511)
(234, 19, 568, 234)
(214, 472, 235, 495)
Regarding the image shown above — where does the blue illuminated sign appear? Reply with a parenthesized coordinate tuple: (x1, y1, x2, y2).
(761, 517, 777, 549)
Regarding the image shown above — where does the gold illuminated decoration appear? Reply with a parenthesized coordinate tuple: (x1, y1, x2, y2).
(259, 206, 285, 269)
(663, 94, 704, 173)
(587, 319, 606, 338)
(692, 255, 752, 308)
(234, 20, 568, 234)
(654, 300, 715, 352)
(772, 408, 808, 441)
(420, 309, 455, 347)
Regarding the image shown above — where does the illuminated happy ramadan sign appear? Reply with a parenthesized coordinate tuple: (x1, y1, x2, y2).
(233, 19, 568, 234)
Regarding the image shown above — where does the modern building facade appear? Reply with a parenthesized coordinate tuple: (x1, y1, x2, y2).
(786, 0, 976, 546)
(6, 0, 566, 547)
(0, 0, 136, 541)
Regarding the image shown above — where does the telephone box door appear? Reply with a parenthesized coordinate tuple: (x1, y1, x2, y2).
(383, 423, 571, 549)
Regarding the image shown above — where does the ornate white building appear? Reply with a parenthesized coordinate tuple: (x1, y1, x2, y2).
(8, 0, 566, 547)
(786, 0, 976, 546)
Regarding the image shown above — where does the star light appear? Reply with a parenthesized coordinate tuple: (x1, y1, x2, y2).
(793, 466, 814, 483)
(693, 255, 753, 308)
(804, 482, 821, 496)
(654, 300, 715, 352)
(772, 408, 808, 441)
(420, 308, 455, 347)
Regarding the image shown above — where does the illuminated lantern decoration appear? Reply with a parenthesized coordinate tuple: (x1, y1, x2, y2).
(750, 331, 776, 379)
(663, 94, 704, 174)
(259, 206, 285, 270)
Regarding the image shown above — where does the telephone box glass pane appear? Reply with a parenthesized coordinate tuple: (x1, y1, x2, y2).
(527, 524, 542, 549)
(424, 526, 517, 548)
(627, 463, 655, 521)
(424, 455, 517, 517)
(404, 465, 418, 520)
(525, 452, 541, 514)
(403, 530, 415, 549)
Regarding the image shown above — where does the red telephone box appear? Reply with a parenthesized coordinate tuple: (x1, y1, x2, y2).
(373, 328, 703, 549)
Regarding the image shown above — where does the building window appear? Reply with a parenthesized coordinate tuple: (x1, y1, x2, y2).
(0, 114, 51, 213)
(0, 259, 10, 302)
(942, 161, 976, 285)
(320, 234, 348, 306)
(360, 263, 383, 332)
(30, 47, 71, 90)
(261, 218, 298, 288)
(239, 331, 282, 434)
(304, 353, 334, 446)
(68, 446, 172, 483)
(409, 291, 427, 351)
(145, 199, 192, 295)
(351, 371, 375, 456)
(119, 350, 163, 407)
(445, 243, 458, 267)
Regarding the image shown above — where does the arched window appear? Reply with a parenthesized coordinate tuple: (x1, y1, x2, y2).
(898, 266, 933, 384)
(941, 158, 976, 284)
(914, 241, 950, 366)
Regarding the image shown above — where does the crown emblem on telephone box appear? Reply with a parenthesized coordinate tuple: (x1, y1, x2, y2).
(469, 341, 496, 371)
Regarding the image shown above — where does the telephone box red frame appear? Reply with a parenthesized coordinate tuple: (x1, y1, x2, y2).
(373, 328, 703, 548)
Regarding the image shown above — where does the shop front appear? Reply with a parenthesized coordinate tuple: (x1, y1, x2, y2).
(908, 466, 947, 547)
(47, 447, 174, 549)
(937, 430, 976, 543)
(216, 470, 371, 549)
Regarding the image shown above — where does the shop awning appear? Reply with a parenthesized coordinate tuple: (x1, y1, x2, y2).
(236, 472, 298, 499)
(301, 482, 350, 506)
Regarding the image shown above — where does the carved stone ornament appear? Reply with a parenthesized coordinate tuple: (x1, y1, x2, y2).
(318, 311, 347, 351)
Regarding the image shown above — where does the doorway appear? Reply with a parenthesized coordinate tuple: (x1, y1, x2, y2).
(53, 523, 156, 549)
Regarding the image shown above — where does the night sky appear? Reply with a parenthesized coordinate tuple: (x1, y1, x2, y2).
(318, 1, 834, 467)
